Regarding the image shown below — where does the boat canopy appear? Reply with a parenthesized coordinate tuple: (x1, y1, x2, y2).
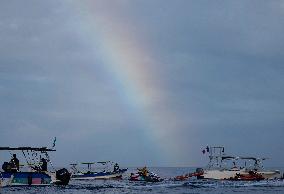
(81, 162, 96, 165)
(0, 147, 55, 152)
(239, 157, 268, 161)
(81, 161, 111, 165)
(97, 161, 111, 165)
(221, 156, 237, 160)
(71, 161, 115, 172)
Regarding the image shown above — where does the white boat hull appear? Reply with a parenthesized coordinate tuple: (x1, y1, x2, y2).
(201, 169, 244, 180)
(258, 171, 282, 179)
(201, 169, 282, 180)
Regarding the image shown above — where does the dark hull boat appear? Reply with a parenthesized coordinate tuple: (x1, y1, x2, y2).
(0, 169, 70, 187)
(0, 172, 52, 186)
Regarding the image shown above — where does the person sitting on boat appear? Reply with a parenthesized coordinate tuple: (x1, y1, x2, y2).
(114, 163, 120, 172)
(149, 172, 157, 178)
(10, 154, 20, 172)
(137, 166, 149, 177)
(2, 162, 12, 172)
(253, 160, 260, 171)
(41, 158, 48, 171)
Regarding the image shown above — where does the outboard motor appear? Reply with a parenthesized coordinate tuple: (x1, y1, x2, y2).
(2, 162, 14, 172)
(55, 168, 71, 185)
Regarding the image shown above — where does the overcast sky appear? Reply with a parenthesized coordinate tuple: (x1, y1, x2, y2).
(0, 0, 284, 167)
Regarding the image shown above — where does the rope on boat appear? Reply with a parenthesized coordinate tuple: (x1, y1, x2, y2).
(22, 150, 39, 170)
(44, 151, 55, 171)
(22, 150, 32, 169)
(31, 150, 41, 170)
(22, 149, 55, 172)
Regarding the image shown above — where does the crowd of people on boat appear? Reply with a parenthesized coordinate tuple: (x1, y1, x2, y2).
(2, 154, 48, 173)
(2, 154, 20, 173)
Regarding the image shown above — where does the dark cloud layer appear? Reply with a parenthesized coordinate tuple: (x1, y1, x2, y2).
(0, 0, 283, 166)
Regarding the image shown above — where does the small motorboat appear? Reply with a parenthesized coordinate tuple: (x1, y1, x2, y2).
(70, 161, 127, 180)
(0, 146, 70, 187)
(129, 167, 163, 182)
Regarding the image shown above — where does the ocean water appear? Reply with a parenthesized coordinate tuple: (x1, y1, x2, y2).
(1, 167, 284, 194)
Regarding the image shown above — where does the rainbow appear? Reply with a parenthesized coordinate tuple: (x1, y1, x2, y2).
(68, 1, 188, 164)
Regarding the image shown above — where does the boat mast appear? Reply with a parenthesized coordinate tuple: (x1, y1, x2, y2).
(208, 146, 225, 169)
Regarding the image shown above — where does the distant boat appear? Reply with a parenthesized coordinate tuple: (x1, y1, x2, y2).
(70, 161, 127, 180)
(0, 147, 70, 187)
(197, 146, 282, 180)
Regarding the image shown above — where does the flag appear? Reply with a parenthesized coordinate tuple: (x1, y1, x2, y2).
(52, 137, 56, 148)
(206, 146, 209, 152)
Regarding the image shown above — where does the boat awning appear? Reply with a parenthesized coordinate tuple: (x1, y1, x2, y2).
(97, 161, 111, 164)
(240, 157, 268, 161)
(221, 156, 237, 160)
(81, 162, 96, 165)
(0, 147, 56, 151)
(81, 161, 111, 165)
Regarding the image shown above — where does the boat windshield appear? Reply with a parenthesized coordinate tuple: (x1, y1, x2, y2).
(239, 157, 267, 171)
(71, 161, 116, 173)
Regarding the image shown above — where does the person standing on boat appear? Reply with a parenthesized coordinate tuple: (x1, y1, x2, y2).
(41, 158, 48, 171)
(10, 154, 19, 172)
(114, 163, 120, 172)
(137, 166, 149, 177)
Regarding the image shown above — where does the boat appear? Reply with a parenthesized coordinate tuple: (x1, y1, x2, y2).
(237, 157, 282, 180)
(197, 146, 282, 180)
(129, 167, 163, 182)
(70, 161, 127, 180)
(0, 146, 70, 187)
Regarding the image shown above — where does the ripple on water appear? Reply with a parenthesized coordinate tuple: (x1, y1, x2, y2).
(1, 178, 284, 194)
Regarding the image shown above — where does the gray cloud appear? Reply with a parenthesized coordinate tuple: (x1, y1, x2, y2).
(0, 0, 283, 167)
